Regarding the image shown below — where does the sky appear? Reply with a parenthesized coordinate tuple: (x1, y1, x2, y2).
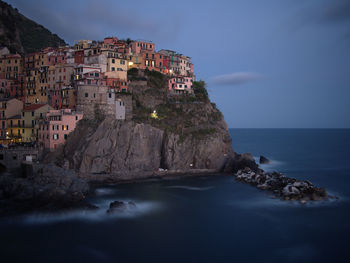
(6, 0, 350, 128)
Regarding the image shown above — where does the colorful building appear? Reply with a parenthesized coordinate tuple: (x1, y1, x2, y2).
(19, 104, 53, 142)
(0, 54, 22, 80)
(130, 40, 155, 54)
(0, 98, 23, 140)
(168, 77, 193, 95)
(38, 109, 83, 151)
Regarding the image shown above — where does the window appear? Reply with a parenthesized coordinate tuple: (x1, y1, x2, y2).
(85, 93, 88, 97)
(112, 59, 115, 63)
(109, 93, 112, 98)
(75, 116, 78, 120)
(64, 134, 68, 140)
(53, 134, 59, 140)
(32, 111, 34, 116)
(112, 67, 115, 71)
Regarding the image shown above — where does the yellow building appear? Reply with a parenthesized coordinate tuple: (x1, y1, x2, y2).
(0, 98, 23, 142)
(0, 54, 22, 80)
(74, 40, 92, 50)
(9, 104, 53, 143)
(38, 66, 49, 104)
(127, 54, 143, 70)
(106, 57, 128, 80)
(7, 115, 23, 143)
(25, 68, 41, 104)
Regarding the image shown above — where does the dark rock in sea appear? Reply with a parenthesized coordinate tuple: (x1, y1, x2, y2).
(233, 167, 332, 202)
(107, 200, 137, 214)
(0, 164, 90, 216)
(224, 153, 260, 173)
(259, 155, 270, 164)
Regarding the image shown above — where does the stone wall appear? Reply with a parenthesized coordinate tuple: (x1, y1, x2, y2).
(76, 84, 116, 119)
(0, 147, 40, 170)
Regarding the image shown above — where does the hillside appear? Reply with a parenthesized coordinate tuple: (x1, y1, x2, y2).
(0, 0, 66, 54)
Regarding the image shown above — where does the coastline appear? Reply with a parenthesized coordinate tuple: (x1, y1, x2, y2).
(81, 168, 222, 185)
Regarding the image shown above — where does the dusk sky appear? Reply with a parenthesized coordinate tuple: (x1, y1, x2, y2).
(7, 0, 350, 128)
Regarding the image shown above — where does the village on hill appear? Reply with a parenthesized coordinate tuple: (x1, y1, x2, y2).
(0, 37, 195, 151)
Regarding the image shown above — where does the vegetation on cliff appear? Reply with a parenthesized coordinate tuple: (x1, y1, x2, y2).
(0, 0, 66, 54)
(129, 69, 223, 141)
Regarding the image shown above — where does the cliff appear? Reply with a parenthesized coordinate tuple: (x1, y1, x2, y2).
(56, 70, 235, 181)
(0, 0, 66, 54)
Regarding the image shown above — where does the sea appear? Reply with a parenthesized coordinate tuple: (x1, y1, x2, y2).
(1, 129, 350, 263)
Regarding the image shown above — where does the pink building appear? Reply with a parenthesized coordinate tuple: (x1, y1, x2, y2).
(38, 109, 83, 151)
(168, 77, 193, 95)
(130, 40, 155, 54)
(104, 37, 118, 45)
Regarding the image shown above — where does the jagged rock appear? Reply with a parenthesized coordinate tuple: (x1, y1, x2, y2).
(107, 201, 137, 214)
(259, 155, 270, 164)
(282, 185, 300, 196)
(233, 169, 331, 202)
(60, 116, 234, 178)
(0, 164, 91, 215)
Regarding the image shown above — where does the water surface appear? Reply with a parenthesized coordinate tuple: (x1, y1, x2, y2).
(1, 129, 349, 263)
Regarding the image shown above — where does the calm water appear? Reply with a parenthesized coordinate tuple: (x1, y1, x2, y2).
(1, 129, 350, 263)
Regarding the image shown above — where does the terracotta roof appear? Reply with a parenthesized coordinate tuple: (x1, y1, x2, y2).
(23, 104, 47, 111)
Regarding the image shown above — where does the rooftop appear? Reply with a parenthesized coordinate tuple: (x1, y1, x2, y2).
(23, 104, 47, 111)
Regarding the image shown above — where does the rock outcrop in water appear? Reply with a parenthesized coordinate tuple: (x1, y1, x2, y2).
(234, 167, 330, 203)
(0, 164, 90, 216)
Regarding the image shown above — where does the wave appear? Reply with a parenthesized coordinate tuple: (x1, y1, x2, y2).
(165, 185, 214, 191)
(253, 156, 284, 171)
(95, 188, 117, 196)
(20, 199, 162, 225)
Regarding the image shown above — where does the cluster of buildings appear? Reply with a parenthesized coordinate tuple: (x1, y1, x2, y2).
(0, 37, 195, 151)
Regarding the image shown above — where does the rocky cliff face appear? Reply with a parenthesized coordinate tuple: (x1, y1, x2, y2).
(0, 0, 66, 54)
(58, 70, 234, 180)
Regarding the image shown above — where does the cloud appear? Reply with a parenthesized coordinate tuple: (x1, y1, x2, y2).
(319, 0, 350, 24)
(210, 72, 264, 86)
(288, 0, 350, 31)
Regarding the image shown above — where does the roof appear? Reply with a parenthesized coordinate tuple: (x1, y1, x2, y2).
(23, 104, 47, 111)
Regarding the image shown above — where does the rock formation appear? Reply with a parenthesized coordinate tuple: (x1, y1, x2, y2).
(259, 155, 270, 164)
(0, 164, 90, 216)
(57, 70, 234, 181)
(234, 168, 330, 203)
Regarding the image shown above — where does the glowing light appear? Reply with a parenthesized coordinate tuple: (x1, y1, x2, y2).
(151, 110, 158, 119)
